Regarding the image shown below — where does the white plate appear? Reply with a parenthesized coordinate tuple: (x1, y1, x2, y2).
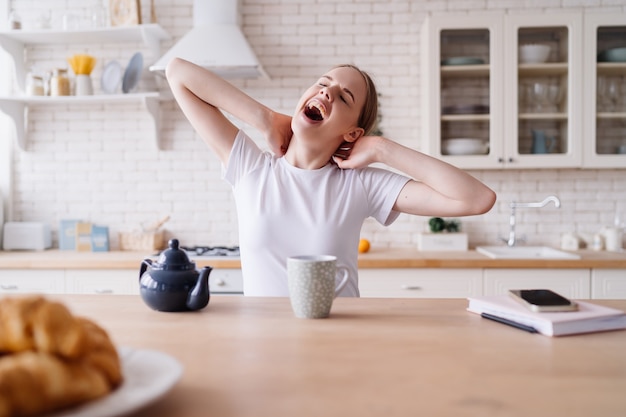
(122, 52, 143, 94)
(48, 347, 183, 417)
(442, 138, 489, 155)
(101, 61, 122, 94)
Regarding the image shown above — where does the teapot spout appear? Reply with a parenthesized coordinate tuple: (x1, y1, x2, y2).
(186, 266, 212, 311)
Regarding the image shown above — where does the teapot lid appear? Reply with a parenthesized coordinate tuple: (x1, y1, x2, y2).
(154, 239, 196, 271)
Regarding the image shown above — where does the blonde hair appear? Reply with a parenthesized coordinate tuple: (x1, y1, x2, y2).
(333, 64, 379, 135)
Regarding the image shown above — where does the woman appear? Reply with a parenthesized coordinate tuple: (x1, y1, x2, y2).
(166, 59, 496, 296)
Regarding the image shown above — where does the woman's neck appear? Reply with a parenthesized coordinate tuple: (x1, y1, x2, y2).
(284, 135, 335, 170)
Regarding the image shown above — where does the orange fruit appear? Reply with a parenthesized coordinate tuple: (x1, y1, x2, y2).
(358, 238, 371, 253)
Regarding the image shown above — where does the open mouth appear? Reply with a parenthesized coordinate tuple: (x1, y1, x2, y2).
(304, 101, 326, 121)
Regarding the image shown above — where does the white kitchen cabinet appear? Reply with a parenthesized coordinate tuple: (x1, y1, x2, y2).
(358, 268, 483, 298)
(0, 267, 244, 296)
(483, 268, 590, 299)
(591, 269, 626, 299)
(583, 13, 626, 168)
(0, 24, 170, 150)
(209, 268, 244, 294)
(66, 267, 243, 295)
(422, 12, 585, 169)
(0, 269, 65, 294)
(65, 269, 139, 295)
(421, 15, 504, 169)
(66, 268, 243, 295)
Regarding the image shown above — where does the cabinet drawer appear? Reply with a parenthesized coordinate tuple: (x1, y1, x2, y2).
(591, 269, 626, 299)
(359, 269, 482, 298)
(483, 269, 590, 298)
(66, 270, 139, 295)
(0, 270, 65, 294)
(210, 269, 243, 294)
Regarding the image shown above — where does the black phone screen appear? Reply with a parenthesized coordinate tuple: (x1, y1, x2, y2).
(516, 289, 572, 306)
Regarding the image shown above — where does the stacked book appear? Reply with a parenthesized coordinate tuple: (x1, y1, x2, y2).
(467, 295, 626, 337)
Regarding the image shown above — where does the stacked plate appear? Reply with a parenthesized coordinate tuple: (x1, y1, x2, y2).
(441, 57, 485, 66)
(442, 138, 489, 155)
(100, 52, 143, 94)
(597, 47, 626, 62)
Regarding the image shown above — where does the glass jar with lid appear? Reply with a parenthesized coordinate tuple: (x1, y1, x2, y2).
(25, 72, 45, 96)
(50, 69, 70, 96)
(8, 10, 21, 30)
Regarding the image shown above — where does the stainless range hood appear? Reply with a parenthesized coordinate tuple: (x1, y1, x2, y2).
(149, 0, 265, 79)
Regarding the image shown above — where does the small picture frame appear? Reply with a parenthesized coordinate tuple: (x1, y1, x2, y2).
(109, 0, 142, 27)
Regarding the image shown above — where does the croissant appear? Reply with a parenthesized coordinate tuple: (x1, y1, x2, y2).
(0, 296, 123, 417)
(0, 296, 85, 358)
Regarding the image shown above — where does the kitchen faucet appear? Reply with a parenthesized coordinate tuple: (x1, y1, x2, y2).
(502, 195, 561, 247)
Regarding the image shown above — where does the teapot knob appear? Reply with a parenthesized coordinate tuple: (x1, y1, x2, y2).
(169, 239, 180, 250)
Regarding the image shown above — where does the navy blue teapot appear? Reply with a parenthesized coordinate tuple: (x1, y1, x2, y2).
(139, 239, 211, 312)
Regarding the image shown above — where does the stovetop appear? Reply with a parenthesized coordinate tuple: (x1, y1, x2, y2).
(180, 246, 240, 258)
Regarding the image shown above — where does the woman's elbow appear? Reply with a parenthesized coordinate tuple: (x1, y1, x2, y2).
(165, 57, 186, 84)
(474, 188, 497, 215)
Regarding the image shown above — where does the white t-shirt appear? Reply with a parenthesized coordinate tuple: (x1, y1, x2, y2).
(223, 130, 410, 297)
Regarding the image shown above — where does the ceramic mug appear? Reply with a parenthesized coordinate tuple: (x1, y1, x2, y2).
(287, 255, 349, 319)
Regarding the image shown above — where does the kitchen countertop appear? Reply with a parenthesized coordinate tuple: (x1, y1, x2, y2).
(0, 248, 625, 269)
(33, 295, 626, 417)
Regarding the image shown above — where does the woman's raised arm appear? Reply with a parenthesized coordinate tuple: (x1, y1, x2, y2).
(166, 58, 292, 162)
(334, 135, 496, 217)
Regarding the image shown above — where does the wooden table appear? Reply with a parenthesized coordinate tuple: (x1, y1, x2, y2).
(46, 295, 626, 417)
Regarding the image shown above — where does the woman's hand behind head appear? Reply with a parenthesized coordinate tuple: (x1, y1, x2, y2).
(333, 135, 384, 169)
(266, 112, 293, 156)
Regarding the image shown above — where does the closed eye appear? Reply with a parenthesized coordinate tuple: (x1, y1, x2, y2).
(318, 79, 349, 105)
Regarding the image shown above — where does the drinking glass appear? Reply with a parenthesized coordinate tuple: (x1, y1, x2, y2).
(528, 81, 549, 112)
(598, 76, 623, 112)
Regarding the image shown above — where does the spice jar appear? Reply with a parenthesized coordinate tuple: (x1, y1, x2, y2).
(26, 73, 45, 96)
(8, 10, 21, 30)
(50, 69, 70, 96)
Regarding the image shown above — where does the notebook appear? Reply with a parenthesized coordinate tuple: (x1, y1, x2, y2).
(467, 295, 626, 336)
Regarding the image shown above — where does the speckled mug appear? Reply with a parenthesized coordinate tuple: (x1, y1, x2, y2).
(287, 255, 349, 319)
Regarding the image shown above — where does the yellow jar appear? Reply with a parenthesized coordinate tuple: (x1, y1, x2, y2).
(50, 68, 70, 96)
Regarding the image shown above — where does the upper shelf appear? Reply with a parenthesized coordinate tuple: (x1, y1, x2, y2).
(0, 24, 169, 45)
(0, 25, 171, 152)
(441, 62, 626, 78)
(0, 24, 170, 91)
(440, 64, 489, 78)
(597, 62, 626, 76)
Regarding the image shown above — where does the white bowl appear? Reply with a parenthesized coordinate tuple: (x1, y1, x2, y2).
(442, 138, 489, 155)
(519, 44, 551, 63)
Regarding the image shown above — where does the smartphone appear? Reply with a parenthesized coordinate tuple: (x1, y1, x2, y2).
(509, 289, 578, 312)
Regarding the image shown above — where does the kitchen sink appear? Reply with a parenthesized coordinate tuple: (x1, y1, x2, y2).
(476, 246, 581, 260)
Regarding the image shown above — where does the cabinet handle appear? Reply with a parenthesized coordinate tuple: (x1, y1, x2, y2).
(1, 284, 18, 290)
(94, 288, 114, 294)
(401, 285, 422, 291)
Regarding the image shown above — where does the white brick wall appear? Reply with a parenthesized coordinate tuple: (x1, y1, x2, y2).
(3, 0, 626, 250)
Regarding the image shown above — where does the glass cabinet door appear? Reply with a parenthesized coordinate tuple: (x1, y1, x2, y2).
(421, 15, 504, 169)
(583, 14, 626, 168)
(504, 13, 582, 168)
(440, 29, 491, 157)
